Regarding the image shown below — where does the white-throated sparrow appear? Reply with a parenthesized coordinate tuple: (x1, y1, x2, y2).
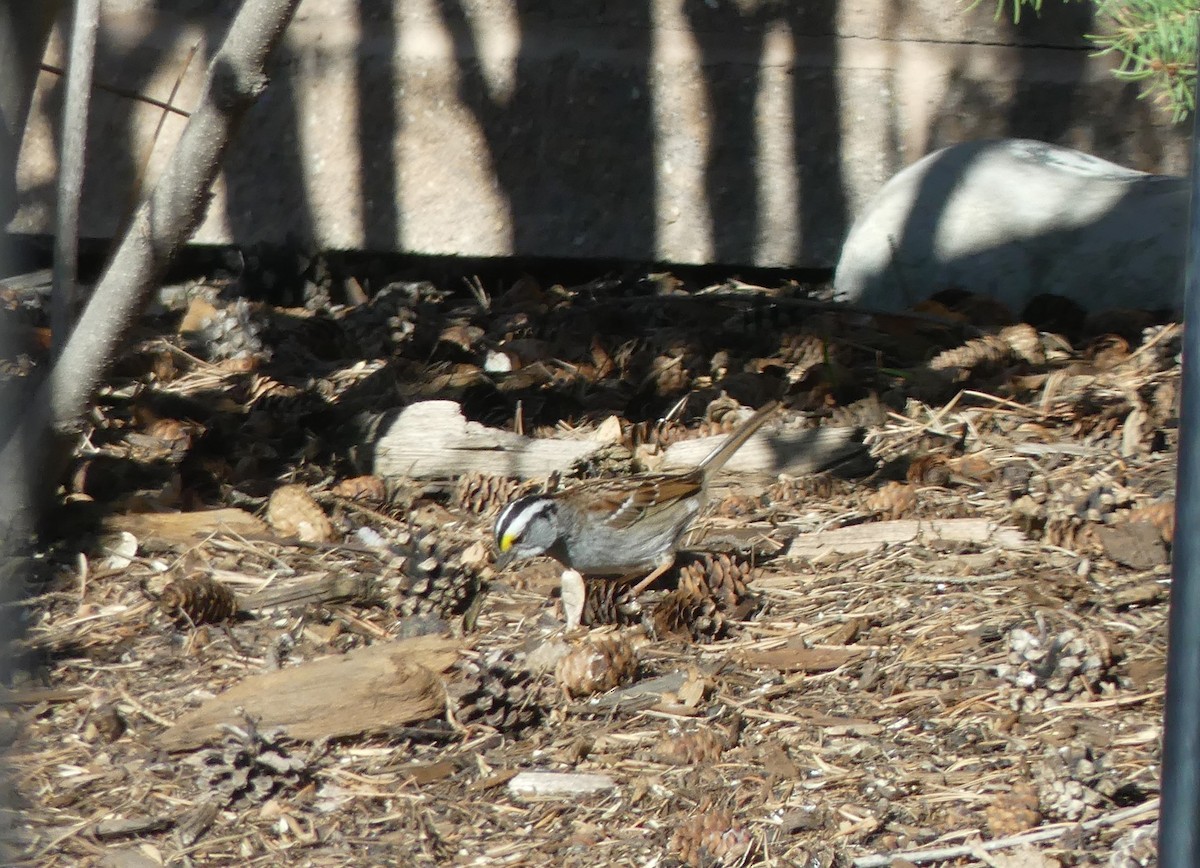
(494, 401, 778, 592)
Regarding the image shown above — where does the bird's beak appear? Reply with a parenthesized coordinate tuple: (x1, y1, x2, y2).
(494, 548, 515, 571)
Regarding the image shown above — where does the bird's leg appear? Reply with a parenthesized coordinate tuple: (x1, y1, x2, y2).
(629, 554, 676, 595)
(560, 568, 586, 630)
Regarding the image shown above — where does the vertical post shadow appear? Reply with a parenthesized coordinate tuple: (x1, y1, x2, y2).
(354, 0, 401, 253)
(683, 0, 766, 264)
(430, 0, 655, 259)
(216, 28, 317, 297)
(1004, 2, 1094, 143)
(787, 0, 848, 266)
(684, 0, 849, 268)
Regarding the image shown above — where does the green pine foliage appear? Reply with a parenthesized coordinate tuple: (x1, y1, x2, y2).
(987, 0, 1199, 120)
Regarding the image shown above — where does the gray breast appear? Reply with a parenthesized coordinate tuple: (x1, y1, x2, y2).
(556, 498, 701, 575)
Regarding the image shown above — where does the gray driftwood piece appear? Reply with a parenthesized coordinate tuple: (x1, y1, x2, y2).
(373, 400, 863, 481)
(834, 138, 1187, 314)
(373, 401, 607, 479)
(658, 424, 863, 478)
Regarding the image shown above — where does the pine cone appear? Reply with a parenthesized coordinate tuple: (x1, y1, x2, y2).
(184, 718, 310, 807)
(766, 474, 855, 506)
(453, 473, 531, 517)
(330, 475, 388, 502)
(652, 729, 726, 765)
(1108, 823, 1158, 868)
(928, 323, 1043, 375)
(555, 631, 639, 697)
(669, 808, 754, 867)
(395, 534, 486, 620)
(997, 625, 1112, 711)
(652, 581, 726, 642)
(864, 481, 919, 519)
(451, 649, 542, 732)
(711, 492, 763, 519)
(1126, 499, 1175, 543)
(160, 576, 240, 625)
(626, 418, 688, 452)
(266, 484, 335, 543)
(778, 331, 831, 385)
(648, 353, 690, 396)
(194, 298, 271, 363)
(580, 580, 643, 627)
(334, 282, 424, 358)
(985, 782, 1041, 837)
(676, 553, 753, 611)
(906, 455, 951, 486)
(397, 566, 482, 620)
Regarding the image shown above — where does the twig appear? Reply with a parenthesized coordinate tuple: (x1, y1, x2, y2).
(851, 798, 1159, 867)
(124, 40, 202, 226)
(906, 570, 1016, 584)
(40, 62, 193, 118)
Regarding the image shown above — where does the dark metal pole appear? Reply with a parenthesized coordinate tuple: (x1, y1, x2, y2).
(1159, 37, 1200, 867)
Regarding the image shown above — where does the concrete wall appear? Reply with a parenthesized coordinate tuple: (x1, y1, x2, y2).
(9, 0, 1189, 269)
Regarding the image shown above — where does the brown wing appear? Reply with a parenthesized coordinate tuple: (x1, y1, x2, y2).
(567, 472, 705, 531)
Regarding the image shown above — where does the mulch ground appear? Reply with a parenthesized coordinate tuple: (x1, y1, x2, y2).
(0, 267, 1173, 866)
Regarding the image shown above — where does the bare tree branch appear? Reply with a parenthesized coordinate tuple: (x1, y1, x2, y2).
(0, 0, 303, 516)
(51, 0, 100, 358)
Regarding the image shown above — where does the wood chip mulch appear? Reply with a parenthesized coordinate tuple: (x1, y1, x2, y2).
(0, 269, 1173, 866)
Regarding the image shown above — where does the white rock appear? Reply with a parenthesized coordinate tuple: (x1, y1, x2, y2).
(834, 139, 1188, 314)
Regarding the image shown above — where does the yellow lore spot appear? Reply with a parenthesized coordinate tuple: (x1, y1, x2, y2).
(500, 534, 515, 552)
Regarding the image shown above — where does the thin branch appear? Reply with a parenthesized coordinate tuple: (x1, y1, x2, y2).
(39, 62, 193, 118)
(0, 0, 303, 516)
(51, 0, 100, 358)
(48, 0, 302, 427)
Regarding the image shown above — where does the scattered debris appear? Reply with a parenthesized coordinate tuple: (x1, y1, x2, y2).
(7, 271, 1171, 864)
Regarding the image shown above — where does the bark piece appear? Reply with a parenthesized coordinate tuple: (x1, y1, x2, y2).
(656, 423, 863, 477)
(787, 518, 1027, 559)
(1092, 523, 1169, 569)
(507, 771, 617, 798)
(374, 400, 864, 481)
(104, 508, 267, 544)
(158, 634, 462, 750)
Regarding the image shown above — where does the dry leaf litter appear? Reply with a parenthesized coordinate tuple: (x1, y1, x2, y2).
(0, 270, 1172, 865)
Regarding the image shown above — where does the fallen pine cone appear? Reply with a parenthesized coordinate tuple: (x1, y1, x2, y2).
(580, 579, 643, 627)
(1124, 499, 1175, 544)
(330, 475, 388, 502)
(451, 649, 543, 733)
(266, 484, 335, 543)
(555, 631, 638, 698)
(985, 781, 1041, 837)
(160, 576, 240, 625)
(395, 530, 488, 621)
(453, 473, 532, 517)
(677, 552, 754, 611)
(864, 480, 919, 520)
(669, 807, 754, 867)
(653, 728, 726, 765)
(653, 575, 726, 641)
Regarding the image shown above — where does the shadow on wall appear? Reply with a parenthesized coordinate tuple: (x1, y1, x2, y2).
(683, 0, 849, 266)
(22, 0, 1186, 280)
(428, 0, 658, 259)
